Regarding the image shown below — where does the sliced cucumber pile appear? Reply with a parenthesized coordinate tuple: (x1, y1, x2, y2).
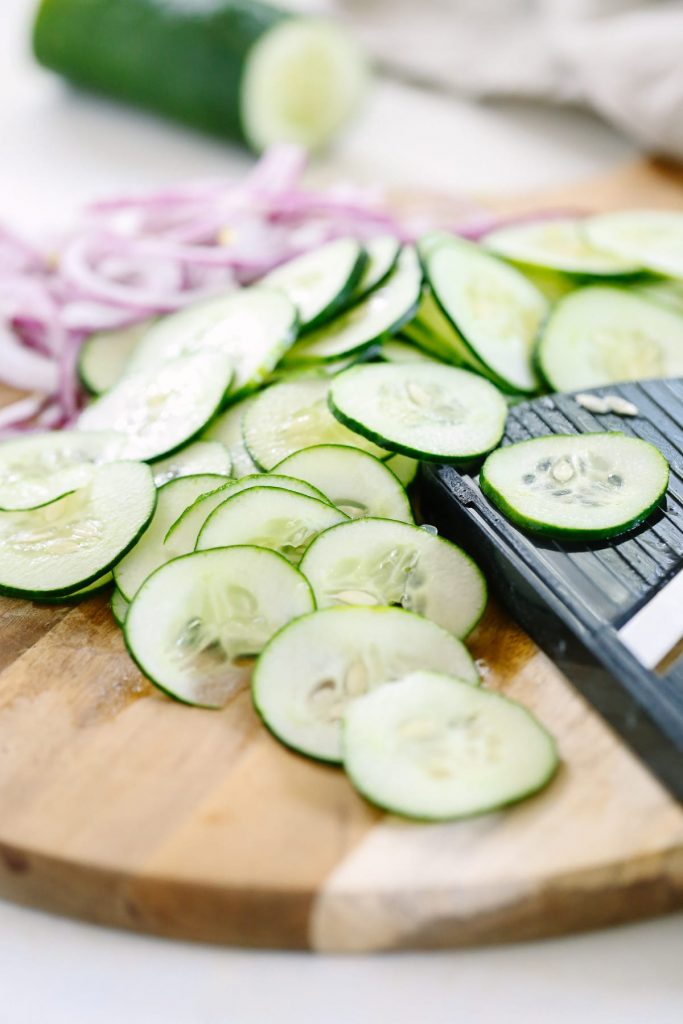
(196, 486, 347, 564)
(329, 363, 507, 464)
(480, 433, 669, 540)
(151, 441, 232, 486)
(421, 235, 548, 393)
(78, 318, 155, 395)
(253, 607, 479, 762)
(342, 672, 558, 820)
(125, 546, 315, 709)
(537, 286, 683, 391)
(273, 445, 414, 522)
(126, 288, 298, 398)
(0, 461, 155, 598)
(0, 429, 125, 511)
(78, 351, 233, 461)
(261, 237, 365, 330)
(285, 246, 422, 363)
(484, 218, 641, 278)
(299, 517, 487, 638)
(242, 376, 388, 469)
(585, 209, 683, 280)
(114, 473, 231, 600)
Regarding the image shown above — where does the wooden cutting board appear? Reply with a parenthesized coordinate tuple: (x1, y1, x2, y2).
(0, 160, 682, 952)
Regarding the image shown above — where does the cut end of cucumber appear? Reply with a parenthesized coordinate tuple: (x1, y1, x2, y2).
(241, 19, 367, 152)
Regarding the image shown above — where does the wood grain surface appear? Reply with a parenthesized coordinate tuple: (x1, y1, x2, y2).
(0, 160, 682, 951)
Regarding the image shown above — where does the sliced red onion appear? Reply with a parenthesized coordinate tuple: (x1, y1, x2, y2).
(0, 321, 59, 393)
(0, 393, 47, 431)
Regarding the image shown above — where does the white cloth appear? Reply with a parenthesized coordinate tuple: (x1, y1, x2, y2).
(331, 1, 683, 160)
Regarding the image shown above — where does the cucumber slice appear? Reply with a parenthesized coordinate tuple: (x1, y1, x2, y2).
(537, 286, 683, 391)
(111, 586, 130, 626)
(342, 672, 558, 820)
(242, 377, 388, 470)
(379, 338, 442, 365)
(274, 445, 413, 522)
(261, 238, 365, 330)
(299, 517, 487, 638)
(78, 318, 155, 395)
(349, 236, 401, 303)
(480, 432, 669, 540)
(0, 429, 125, 511)
(329, 363, 507, 464)
(164, 473, 330, 549)
(285, 246, 422, 363)
(114, 473, 231, 600)
(126, 288, 297, 398)
(484, 218, 641, 277)
(422, 237, 548, 393)
(202, 393, 261, 478)
(196, 486, 347, 564)
(125, 546, 315, 709)
(38, 570, 114, 603)
(636, 279, 683, 316)
(585, 209, 683, 280)
(0, 461, 156, 599)
(385, 454, 419, 487)
(78, 351, 233, 461)
(253, 607, 479, 763)
(151, 441, 232, 486)
(406, 290, 497, 374)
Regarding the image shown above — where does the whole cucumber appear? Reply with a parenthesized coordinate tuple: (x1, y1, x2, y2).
(32, 0, 365, 151)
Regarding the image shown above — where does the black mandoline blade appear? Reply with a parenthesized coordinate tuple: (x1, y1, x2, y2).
(421, 378, 683, 801)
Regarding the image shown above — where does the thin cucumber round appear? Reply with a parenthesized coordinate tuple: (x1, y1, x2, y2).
(261, 237, 366, 330)
(480, 433, 669, 540)
(125, 546, 315, 709)
(111, 586, 130, 626)
(0, 429, 126, 511)
(253, 606, 479, 763)
(78, 351, 234, 461)
(274, 444, 414, 523)
(349, 235, 401, 304)
(342, 672, 558, 820)
(196, 486, 348, 564)
(202, 392, 261, 478)
(285, 246, 422, 363)
(126, 287, 298, 398)
(164, 473, 330, 549)
(78, 318, 155, 394)
(385, 454, 420, 488)
(151, 441, 232, 486)
(484, 218, 641, 277)
(537, 285, 683, 391)
(378, 338, 442, 365)
(585, 209, 683, 280)
(422, 236, 548, 392)
(242, 377, 388, 470)
(329, 363, 507, 464)
(0, 461, 156, 599)
(403, 290, 493, 372)
(114, 473, 231, 600)
(299, 517, 487, 638)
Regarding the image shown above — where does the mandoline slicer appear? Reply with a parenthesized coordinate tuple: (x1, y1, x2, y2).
(421, 378, 683, 801)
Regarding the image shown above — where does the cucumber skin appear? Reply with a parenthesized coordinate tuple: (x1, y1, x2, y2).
(298, 248, 369, 335)
(479, 434, 670, 541)
(33, 0, 288, 144)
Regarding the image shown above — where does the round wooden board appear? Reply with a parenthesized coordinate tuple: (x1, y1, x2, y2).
(0, 160, 682, 951)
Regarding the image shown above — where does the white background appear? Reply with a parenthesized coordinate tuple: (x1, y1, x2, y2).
(1, 2, 681, 1022)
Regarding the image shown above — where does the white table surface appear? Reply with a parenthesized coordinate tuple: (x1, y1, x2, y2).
(1, 2, 682, 1022)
